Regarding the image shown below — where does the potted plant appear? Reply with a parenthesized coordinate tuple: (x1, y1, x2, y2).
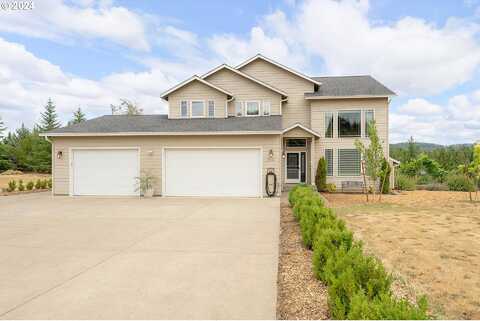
(135, 171, 156, 197)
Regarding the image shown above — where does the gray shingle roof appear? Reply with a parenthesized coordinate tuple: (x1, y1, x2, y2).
(47, 114, 282, 134)
(307, 75, 396, 97)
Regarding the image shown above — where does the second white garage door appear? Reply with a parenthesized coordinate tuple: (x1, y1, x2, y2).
(164, 148, 262, 197)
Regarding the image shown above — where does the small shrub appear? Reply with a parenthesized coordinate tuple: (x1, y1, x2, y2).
(292, 193, 323, 221)
(446, 174, 475, 192)
(315, 157, 327, 192)
(379, 159, 391, 194)
(39, 179, 48, 189)
(35, 179, 42, 189)
(325, 183, 336, 193)
(7, 180, 16, 192)
(26, 181, 34, 190)
(47, 178, 52, 189)
(396, 175, 416, 191)
(289, 184, 316, 208)
(18, 179, 25, 191)
(348, 291, 429, 320)
(299, 205, 332, 249)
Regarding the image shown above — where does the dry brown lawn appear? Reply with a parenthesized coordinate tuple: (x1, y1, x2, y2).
(323, 191, 480, 319)
(0, 173, 51, 189)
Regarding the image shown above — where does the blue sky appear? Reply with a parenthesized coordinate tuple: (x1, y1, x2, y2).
(0, 0, 479, 144)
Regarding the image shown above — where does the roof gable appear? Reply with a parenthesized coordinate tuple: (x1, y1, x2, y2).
(282, 123, 321, 138)
(236, 54, 321, 86)
(202, 64, 288, 97)
(160, 75, 233, 100)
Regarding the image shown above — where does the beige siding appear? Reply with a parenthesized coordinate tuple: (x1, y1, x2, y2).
(310, 98, 389, 189)
(52, 135, 282, 197)
(168, 80, 228, 118)
(204, 68, 282, 116)
(239, 59, 315, 128)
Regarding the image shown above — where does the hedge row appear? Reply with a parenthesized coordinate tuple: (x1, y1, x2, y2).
(288, 185, 429, 319)
(4, 178, 52, 193)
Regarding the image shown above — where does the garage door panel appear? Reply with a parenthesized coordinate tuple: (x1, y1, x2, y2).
(165, 149, 261, 197)
(72, 149, 139, 196)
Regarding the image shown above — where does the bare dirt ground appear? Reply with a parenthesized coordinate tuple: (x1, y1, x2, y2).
(323, 191, 480, 319)
(0, 173, 50, 189)
(276, 195, 329, 320)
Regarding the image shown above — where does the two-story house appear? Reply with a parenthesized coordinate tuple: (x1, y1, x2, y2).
(43, 54, 395, 197)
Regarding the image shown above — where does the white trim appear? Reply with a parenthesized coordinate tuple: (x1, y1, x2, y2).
(244, 100, 261, 117)
(285, 152, 301, 184)
(306, 95, 392, 100)
(282, 123, 321, 138)
(190, 100, 206, 118)
(68, 147, 141, 197)
(41, 130, 282, 137)
(235, 54, 321, 86)
(160, 75, 233, 99)
(162, 147, 263, 198)
(202, 64, 288, 97)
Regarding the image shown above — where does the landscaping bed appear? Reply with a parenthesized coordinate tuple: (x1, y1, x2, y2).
(324, 190, 480, 319)
(277, 195, 328, 319)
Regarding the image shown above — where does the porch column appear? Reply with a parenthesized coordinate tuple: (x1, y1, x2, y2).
(310, 138, 316, 187)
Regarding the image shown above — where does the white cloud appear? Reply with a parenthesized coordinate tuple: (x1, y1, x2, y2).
(391, 92, 480, 144)
(0, 0, 150, 51)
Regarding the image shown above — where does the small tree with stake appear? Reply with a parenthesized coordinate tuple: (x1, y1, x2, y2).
(355, 121, 385, 202)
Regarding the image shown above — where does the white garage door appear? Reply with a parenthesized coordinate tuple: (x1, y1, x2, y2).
(164, 148, 262, 197)
(72, 149, 139, 196)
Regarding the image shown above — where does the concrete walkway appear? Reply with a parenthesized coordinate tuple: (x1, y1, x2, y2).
(0, 193, 279, 319)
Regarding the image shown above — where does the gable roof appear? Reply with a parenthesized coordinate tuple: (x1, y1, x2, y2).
(282, 123, 321, 138)
(41, 115, 283, 136)
(306, 75, 396, 98)
(236, 54, 322, 86)
(160, 75, 233, 100)
(202, 64, 288, 97)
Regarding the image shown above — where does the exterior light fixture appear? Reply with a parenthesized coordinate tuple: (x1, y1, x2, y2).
(56, 151, 63, 159)
(282, 152, 286, 159)
(148, 150, 154, 156)
(269, 149, 274, 159)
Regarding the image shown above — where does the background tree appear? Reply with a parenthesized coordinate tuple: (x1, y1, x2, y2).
(68, 107, 86, 125)
(110, 99, 143, 115)
(355, 121, 385, 201)
(315, 157, 327, 192)
(406, 136, 418, 161)
(38, 98, 61, 132)
(0, 115, 6, 137)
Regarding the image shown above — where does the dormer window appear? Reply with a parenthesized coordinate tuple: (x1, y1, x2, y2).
(208, 100, 215, 117)
(246, 101, 260, 116)
(191, 101, 205, 118)
(180, 101, 188, 118)
(235, 102, 243, 117)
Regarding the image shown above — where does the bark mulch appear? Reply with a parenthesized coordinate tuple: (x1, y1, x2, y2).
(276, 197, 329, 320)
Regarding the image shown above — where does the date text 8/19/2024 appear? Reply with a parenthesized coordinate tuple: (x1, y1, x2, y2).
(0, 1, 34, 11)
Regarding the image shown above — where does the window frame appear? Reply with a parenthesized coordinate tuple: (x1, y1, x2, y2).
(364, 109, 375, 137)
(180, 100, 189, 118)
(286, 139, 307, 148)
(245, 100, 261, 117)
(324, 112, 334, 138)
(338, 110, 362, 138)
(262, 101, 271, 116)
(190, 100, 206, 118)
(208, 100, 215, 118)
(338, 149, 361, 177)
(325, 149, 333, 176)
(235, 101, 243, 117)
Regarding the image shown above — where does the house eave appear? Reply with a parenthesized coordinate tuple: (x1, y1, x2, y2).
(305, 94, 395, 100)
(40, 130, 283, 137)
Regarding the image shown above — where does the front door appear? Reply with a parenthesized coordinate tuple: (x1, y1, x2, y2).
(285, 152, 301, 183)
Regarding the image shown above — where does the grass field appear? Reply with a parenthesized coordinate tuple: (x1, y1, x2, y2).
(323, 191, 480, 319)
(0, 173, 51, 190)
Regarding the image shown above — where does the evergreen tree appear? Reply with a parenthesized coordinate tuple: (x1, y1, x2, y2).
(68, 107, 86, 125)
(406, 136, 418, 161)
(0, 114, 6, 137)
(38, 98, 61, 132)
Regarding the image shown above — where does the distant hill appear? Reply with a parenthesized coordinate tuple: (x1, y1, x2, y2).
(390, 142, 473, 151)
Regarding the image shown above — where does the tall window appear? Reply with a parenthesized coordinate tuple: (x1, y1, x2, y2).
(208, 100, 215, 118)
(235, 102, 243, 117)
(325, 149, 333, 176)
(246, 101, 260, 116)
(180, 101, 188, 118)
(364, 109, 374, 137)
(263, 101, 271, 116)
(338, 149, 361, 176)
(338, 110, 361, 137)
(191, 101, 205, 117)
(325, 112, 333, 138)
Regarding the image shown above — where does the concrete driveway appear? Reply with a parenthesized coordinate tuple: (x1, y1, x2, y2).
(0, 192, 279, 319)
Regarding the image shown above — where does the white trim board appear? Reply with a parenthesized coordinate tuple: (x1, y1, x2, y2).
(305, 95, 393, 100)
(282, 123, 321, 138)
(160, 75, 233, 100)
(235, 54, 321, 86)
(42, 130, 282, 137)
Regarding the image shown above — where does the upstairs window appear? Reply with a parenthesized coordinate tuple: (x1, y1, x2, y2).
(191, 101, 205, 118)
(263, 101, 271, 116)
(325, 112, 333, 138)
(338, 110, 361, 137)
(208, 100, 215, 117)
(246, 101, 260, 116)
(364, 109, 374, 137)
(235, 102, 243, 116)
(180, 101, 188, 118)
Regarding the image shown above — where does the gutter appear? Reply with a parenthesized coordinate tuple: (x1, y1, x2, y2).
(39, 130, 283, 137)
